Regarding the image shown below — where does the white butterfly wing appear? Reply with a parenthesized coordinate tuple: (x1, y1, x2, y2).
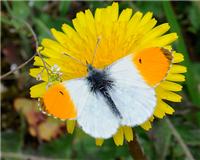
(62, 55, 156, 138)
(108, 55, 157, 126)
(63, 79, 119, 139)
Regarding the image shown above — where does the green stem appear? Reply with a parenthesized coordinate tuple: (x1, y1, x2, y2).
(162, 1, 200, 106)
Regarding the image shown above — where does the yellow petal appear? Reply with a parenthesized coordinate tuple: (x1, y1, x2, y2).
(37, 46, 43, 53)
(62, 24, 83, 46)
(118, 8, 132, 22)
(122, 126, 133, 142)
(140, 116, 154, 130)
(127, 11, 143, 33)
(145, 18, 157, 31)
(41, 39, 67, 53)
(133, 19, 157, 51)
(51, 29, 83, 56)
(150, 33, 178, 46)
(153, 105, 166, 118)
(173, 52, 184, 63)
(149, 116, 154, 122)
(164, 45, 172, 51)
(170, 65, 187, 73)
(166, 73, 185, 82)
(154, 100, 174, 118)
(95, 8, 102, 22)
(159, 100, 175, 114)
(33, 56, 43, 66)
(140, 120, 152, 130)
(51, 28, 68, 46)
(138, 18, 157, 35)
(113, 127, 124, 146)
(33, 56, 52, 67)
(73, 12, 87, 41)
(154, 99, 175, 118)
(139, 12, 153, 27)
(85, 9, 96, 38)
(95, 138, 104, 146)
(159, 81, 183, 91)
(154, 99, 174, 118)
(66, 120, 76, 134)
(29, 68, 48, 82)
(109, 2, 119, 21)
(156, 87, 182, 102)
(40, 47, 65, 59)
(141, 23, 170, 44)
(30, 82, 47, 98)
(153, 23, 170, 36)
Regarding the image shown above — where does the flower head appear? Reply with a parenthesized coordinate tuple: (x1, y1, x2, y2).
(30, 3, 186, 146)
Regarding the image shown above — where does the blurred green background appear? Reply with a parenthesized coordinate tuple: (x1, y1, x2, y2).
(1, 1, 200, 160)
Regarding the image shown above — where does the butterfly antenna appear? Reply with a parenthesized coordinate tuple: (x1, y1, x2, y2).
(91, 37, 101, 65)
(63, 53, 86, 66)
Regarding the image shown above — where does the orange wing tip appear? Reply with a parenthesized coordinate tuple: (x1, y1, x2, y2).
(43, 83, 77, 120)
(133, 47, 173, 86)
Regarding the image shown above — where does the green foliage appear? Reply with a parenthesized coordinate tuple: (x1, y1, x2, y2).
(1, 114, 25, 156)
(37, 135, 74, 158)
(188, 3, 200, 33)
(134, 1, 164, 18)
(59, 1, 71, 16)
(1, 131, 23, 152)
(153, 120, 172, 160)
(163, 1, 200, 106)
(11, 1, 30, 20)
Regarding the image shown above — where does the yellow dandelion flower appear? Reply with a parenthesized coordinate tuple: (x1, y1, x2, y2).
(30, 2, 186, 146)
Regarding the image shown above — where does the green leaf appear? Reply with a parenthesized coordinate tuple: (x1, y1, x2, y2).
(153, 119, 172, 160)
(59, 1, 71, 16)
(33, 17, 52, 41)
(11, 1, 30, 20)
(192, 63, 200, 83)
(188, 2, 200, 33)
(1, 131, 23, 152)
(30, 1, 46, 9)
(134, 1, 163, 18)
(36, 134, 74, 159)
(1, 114, 25, 153)
(173, 144, 185, 159)
(177, 126, 200, 147)
(195, 112, 200, 127)
(1, 15, 13, 26)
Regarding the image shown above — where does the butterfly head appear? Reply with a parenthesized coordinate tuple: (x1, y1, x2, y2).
(87, 63, 95, 72)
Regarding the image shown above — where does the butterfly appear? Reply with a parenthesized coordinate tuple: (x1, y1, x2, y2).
(42, 44, 173, 139)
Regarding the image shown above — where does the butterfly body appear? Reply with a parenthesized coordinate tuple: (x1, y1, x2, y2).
(86, 64, 122, 119)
